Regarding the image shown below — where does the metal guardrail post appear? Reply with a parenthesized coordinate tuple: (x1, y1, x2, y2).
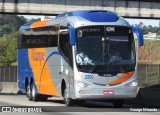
(14, 67, 16, 82)
(9, 66, 10, 82)
(158, 64, 160, 84)
(0, 67, 1, 81)
(4, 67, 5, 82)
(145, 64, 148, 87)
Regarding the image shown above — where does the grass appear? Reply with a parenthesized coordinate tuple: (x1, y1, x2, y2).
(153, 60, 160, 64)
(138, 39, 160, 64)
(11, 61, 17, 66)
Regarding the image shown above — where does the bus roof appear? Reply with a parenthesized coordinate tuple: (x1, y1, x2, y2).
(55, 10, 119, 22)
(19, 20, 50, 30)
(20, 10, 128, 30)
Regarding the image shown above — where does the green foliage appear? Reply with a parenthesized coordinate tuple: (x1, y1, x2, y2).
(27, 18, 40, 23)
(0, 32, 18, 66)
(0, 14, 41, 66)
(0, 14, 27, 37)
(136, 21, 160, 35)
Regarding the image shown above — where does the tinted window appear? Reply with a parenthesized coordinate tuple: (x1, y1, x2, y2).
(19, 26, 58, 48)
(21, 35, 58, 48)
(59, 26, 73, 68)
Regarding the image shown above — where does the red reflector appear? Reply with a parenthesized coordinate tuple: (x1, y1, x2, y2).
(103, 90, 114, 95)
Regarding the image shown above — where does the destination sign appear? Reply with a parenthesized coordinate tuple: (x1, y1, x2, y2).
(77, 26, 132, 37)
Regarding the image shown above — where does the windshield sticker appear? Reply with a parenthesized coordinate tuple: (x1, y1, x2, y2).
(101, 37, 106, 41)
(77, 30, 83, 37)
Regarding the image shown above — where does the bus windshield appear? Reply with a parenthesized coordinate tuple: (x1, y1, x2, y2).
(76, 26, 136, 74)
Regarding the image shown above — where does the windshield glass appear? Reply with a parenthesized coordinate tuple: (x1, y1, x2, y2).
(76, 26, 136, 74)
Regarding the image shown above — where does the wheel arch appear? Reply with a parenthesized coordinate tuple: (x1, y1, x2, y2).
(61, 79, 66, 97)
(25, 77, 29, 92)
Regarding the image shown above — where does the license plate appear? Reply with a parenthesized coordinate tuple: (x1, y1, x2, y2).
(103, 90, 114, 95)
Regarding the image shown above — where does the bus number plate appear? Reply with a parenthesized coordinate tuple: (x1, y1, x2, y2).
(85, 75, 94, 79)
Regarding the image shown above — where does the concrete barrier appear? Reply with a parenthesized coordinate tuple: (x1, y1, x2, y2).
(0, 82, 19, 94)
(0, 82, 2, 92)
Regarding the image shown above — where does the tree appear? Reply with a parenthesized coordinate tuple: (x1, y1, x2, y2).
(0, 15, 27, 37)
(0, 32, 18, 66)
(27, 18, 41, 23)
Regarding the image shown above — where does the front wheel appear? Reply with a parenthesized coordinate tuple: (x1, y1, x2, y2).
(63, 85, 74, 106)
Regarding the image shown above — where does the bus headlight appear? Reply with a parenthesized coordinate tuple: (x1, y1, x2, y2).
(125, 80, 138, 87)
(76, 81, 91, 87)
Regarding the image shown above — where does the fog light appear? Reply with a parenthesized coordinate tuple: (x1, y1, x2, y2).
(79, 90, 82, 93)
(133, 89, 135, 92)
(125, 80, 138, 87)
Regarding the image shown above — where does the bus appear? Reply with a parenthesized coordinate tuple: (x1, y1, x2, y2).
(18, 10, 143, 107)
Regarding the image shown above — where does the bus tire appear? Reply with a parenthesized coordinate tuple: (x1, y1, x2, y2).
(63, 85, 74, 106)
(113, 100, 124, 108)
(31, 82, 40, 102)
(39, 95, 48, 101)
(27, 84, 32, 101)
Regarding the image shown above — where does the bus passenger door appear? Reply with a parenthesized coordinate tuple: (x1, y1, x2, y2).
(59, 26, 74, 98)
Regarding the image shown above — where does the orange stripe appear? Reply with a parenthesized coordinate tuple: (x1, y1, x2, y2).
(28, 48, 59, 96)
(106, 71, 134, 86)
(31, 20, 49, 28)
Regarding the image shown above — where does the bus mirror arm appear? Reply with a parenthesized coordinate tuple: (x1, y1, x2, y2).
(132, 26, 144, 46)
(67, 23, 76, 46)
(69, 27, 76, 46)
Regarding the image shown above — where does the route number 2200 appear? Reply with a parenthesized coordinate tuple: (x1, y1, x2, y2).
(85, 75, 94, 79)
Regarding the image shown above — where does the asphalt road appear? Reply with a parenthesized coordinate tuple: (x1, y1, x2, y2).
(0, 94, 159, 114)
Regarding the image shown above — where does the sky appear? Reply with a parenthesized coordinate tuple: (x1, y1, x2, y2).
(126, 18, 160, 27)
(22, 15, 160, 27)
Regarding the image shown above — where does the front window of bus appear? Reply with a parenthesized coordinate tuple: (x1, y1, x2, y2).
(76, 26, 136, 74)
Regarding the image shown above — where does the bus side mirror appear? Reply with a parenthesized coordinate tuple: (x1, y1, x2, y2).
(69, 28, 76, 46)
(132, 26, 144, 46)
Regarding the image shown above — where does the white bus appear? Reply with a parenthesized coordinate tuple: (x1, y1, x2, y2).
(18, 10, 143, 107)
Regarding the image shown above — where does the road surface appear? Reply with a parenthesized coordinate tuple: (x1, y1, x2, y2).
(0, 94, 159, 114)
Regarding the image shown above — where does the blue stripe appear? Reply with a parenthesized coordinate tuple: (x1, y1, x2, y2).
(56, 10, 119, 22)
(20, 22, 33, 30)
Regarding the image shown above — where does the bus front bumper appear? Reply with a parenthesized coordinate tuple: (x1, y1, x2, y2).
(74, 86, 139, 100)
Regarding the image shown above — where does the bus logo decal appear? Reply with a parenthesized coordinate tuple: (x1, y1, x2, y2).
(32, 49, 45, 64)
(106, 27, 115, 32)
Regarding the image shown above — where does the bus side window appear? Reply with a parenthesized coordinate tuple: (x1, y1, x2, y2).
(59, 33, 69, 58)
(20, 26, 58, 48)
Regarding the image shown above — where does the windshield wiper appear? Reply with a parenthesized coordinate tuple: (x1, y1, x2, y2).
(78, 68, 90, 73)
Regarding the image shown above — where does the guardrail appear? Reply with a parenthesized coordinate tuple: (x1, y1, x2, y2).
(138, 64, 160, 87)
(0, 66, 17, 82)
(0, 65, 160, 88)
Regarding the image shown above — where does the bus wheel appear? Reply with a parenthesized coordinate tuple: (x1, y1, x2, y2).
(27, 84, 32, 101)
(31, 82, 40, 101)
(63, 85, 74, 106)
(113, 100, 124, 108)
(39, 95, 48, 101)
